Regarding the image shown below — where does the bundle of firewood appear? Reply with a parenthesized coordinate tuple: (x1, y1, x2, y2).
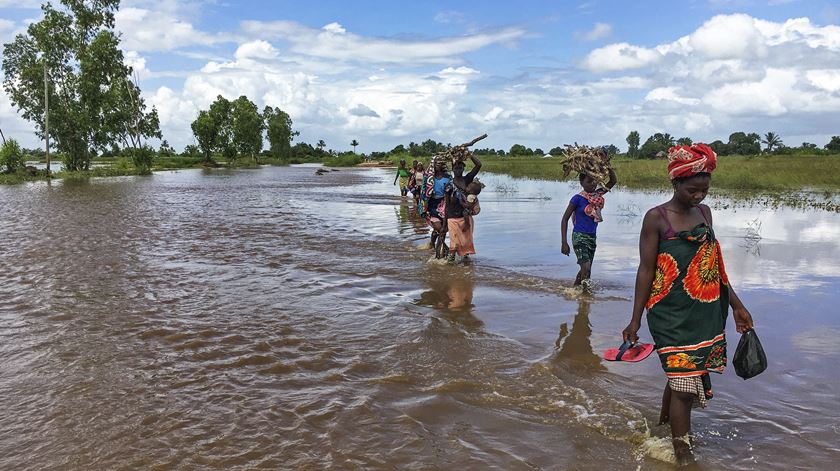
(437, 134, 488, 163)
(559, 143, 612, 184)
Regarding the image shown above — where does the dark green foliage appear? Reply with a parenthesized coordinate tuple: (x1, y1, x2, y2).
(825, 136, 840, 153)
(762, 132, 783, 152)
(263, 106, 297, 159)
(231, 96, 264, 163)
(639, 133, 674, 158)
(626, 131, 640, 158)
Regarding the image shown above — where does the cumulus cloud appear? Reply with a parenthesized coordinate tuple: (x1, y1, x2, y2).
(580, 13, 840, 144)
(581, 42, 661, 72)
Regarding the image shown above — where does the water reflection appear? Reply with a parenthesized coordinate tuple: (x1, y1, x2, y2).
(394, 200, 428, 237)
(415, 270, 481, 330)
(552, 299, 606, 372)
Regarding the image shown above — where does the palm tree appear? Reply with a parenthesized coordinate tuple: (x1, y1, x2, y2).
(317, 139, 326, 151)
(350, 139, 359, 153)
(762, 132, 782, 152)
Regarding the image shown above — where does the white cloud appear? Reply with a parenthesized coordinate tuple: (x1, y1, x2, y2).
(579, 12, 840, 145)
(0, 0, 40, 7)
(241, 20, 526, 64)
(234, 40, 278, 62)
(664, 113, 713, 133)
(807, 69, 840, 92)
(704, 68, 800, 115)
(581, 42, 661, 72)
(689, 14, 769, 59)
(578, 22, 612, 41)
(115, 6, 227, 52)
(645, 87, 701, 106)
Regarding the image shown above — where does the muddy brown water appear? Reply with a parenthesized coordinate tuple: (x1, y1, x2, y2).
(1, 165, 838, 470)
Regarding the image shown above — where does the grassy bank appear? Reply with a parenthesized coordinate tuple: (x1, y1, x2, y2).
(476, 154, 840, 192)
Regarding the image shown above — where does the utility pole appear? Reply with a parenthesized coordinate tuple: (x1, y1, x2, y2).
(44, 60, 50, 177)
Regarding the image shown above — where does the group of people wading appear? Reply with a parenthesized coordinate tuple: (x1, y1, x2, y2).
(395, 153, 483, 263)
(394, 142, 756, 467)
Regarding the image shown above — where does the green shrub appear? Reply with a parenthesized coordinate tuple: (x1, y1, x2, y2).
(0, 139, 25, 173)
(128, 145, 155, 175)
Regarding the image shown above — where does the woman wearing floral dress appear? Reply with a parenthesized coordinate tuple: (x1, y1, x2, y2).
(621, 143, 754, 466)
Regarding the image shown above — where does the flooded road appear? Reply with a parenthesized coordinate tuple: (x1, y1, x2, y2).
(1, 165, 838, 470)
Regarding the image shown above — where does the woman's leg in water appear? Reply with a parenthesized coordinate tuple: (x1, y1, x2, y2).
(668, 388, 696, 465)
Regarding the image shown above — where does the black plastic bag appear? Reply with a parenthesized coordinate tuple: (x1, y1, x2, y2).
(733, 329, 767, 379)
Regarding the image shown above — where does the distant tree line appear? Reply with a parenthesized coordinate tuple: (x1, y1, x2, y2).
(625, 131, 840, 159)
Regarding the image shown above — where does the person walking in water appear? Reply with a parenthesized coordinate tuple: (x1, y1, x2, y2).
(439, 154, 483, 262)
(560, 162, 617, 288)
(621, 144, 754, 466)
(419, 156, 451, 257)
(394, 159, 410, 197)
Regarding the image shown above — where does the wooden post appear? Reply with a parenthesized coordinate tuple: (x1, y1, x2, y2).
(44, 61, 50, 177)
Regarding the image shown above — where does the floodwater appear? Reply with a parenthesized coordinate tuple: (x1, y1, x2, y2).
(0, 165, 838, 470)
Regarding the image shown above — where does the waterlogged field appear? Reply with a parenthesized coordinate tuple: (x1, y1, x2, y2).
(476, 154, 840, 196)
(0, 165, 838, 469)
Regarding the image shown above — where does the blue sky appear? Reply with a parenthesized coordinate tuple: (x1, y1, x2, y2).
(2, 0, 839, 153)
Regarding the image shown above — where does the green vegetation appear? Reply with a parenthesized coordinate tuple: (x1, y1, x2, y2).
(324, 154, 364, 167)
(476, 154, 840, 193)
(1, 139, 26, 173)
(2, 0, 161, 172)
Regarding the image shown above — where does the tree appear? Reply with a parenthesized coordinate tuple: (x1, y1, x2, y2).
(602, 144, 619, 155)
(626, 131, 640, 158)
(548, 146, 564, 156)
(191, 110, 219, 162)
(351, 139, 359, 153)
(408, 142, 425, 157)
(727, 132, 761, 155)
(676, 137, 693, 146)
(158, 140, 175, 156)
(0, 139, 25, 173)
(709, 140, 728, 156)
(390, 144, 406, 154)
(825, 136, 840, 153)
(639, 132, 675, 158)
(761, 132, 782, 152)
(317, 139, 326, 151)
(2, 0, 161, 171)
(420, 139, 445, 155)
(231, 95, 264, 163)
(182, 144, 200, 157)
(208, 96, 236, 163)
(509, 144, 528, 155)
(263, 106, 297, 159)
(534, 148, 544, 156)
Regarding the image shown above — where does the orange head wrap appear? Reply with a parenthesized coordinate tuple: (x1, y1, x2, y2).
(667, 143, 717, 180)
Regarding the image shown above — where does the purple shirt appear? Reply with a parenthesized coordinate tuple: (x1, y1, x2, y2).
(571, 194, 599, 234)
